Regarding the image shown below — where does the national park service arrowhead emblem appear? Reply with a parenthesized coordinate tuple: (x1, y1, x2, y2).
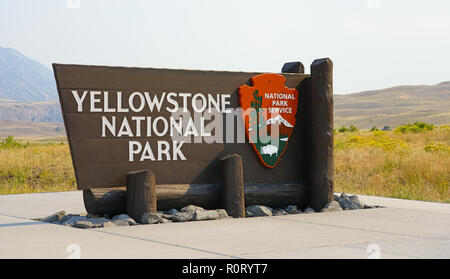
(238, 73, 299, 168)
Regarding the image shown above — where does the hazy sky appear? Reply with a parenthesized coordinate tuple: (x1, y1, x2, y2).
(1, 0, 449, 94)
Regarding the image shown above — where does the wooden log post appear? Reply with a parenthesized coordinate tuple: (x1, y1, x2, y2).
(281, 61, 306, 209)
(220, 154, 245, 218)
(281, 61, 305, 74)
(126, 170, 157, 223)
(308, 58, 334, 211)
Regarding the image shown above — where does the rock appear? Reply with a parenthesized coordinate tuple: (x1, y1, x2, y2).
(111, 214, 126, 221)
(321, 201, 343, 212)
(113, 219, 130, 226)
(364, 204, 383, 209)
(304, 207, 315, 213)
(61, 215, 88, 226)
(59, 214, 79, 224)
(163, 209, 179, 215)
(171, 212, 193, 222)
(102, 221, 117, 228)
(193, 209, 228, 221)
(273, 209, 288, 216)
(141, 212, 162, 224)
(73, 220, 94, 229)
(161, 213, 175, 220)
(286, 205, 298, 214)
(334, 194, 339, 201)
(160, 218, 172, 224)
(337, 193, 365, 210)
(90, 217, 114, 228)
(87, 213, 100, 219)
(41, 211, 66, 223)
(112, 214, 137, 225)
(291, 210, 302, 214)
(245, 205, 273, 217)
(180, 205, 205, 215)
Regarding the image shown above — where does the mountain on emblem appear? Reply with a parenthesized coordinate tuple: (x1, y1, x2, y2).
(238, 73, 299, 168)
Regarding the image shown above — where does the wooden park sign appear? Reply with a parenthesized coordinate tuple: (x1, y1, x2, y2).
(53, 59, 334, 219)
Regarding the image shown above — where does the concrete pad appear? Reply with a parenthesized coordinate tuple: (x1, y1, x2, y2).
(272, 208, 450, 238)
(0, 191, 85, 219)
(0, 191, 449, 258)
(239, 244, 411, 259)
(344, 192, 450, 214)
(347, 236, 450, 259)
(0, 215, 227, 259)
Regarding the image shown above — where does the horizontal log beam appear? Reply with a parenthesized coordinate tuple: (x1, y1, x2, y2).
(83, 183, 307, 215)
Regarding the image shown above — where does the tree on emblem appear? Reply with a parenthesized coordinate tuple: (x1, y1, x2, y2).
(250, 89, 262, 111)
(249, 90, 269, 145)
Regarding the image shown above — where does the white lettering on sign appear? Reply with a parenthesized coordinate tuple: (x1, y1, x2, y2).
(71, 90, 88, 112)
(71, 91, 232, 162)
(128, 140, 186, 162)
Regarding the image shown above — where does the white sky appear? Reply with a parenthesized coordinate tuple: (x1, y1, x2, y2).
(0, 0, 449, 94)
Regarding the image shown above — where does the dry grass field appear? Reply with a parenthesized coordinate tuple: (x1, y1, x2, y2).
(334, 125, 449, 203)
(0, 137, 76, 194)
(0, 125, 449, 203)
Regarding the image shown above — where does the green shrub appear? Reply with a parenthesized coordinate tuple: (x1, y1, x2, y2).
(394, 121, 434, 134)
(0, 136, 29, 149)
(349, 125, 358, 133)
(338, 126, 349, 133)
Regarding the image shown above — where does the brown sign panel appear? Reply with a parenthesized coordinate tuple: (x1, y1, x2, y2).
(53, 64, 309, 189)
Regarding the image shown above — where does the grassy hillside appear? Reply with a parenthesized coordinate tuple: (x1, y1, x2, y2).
(0, 80, 448, 138)
(0, 100, 62, 122)
(0, 120, 65, 138)
(335, 81, 450, 129)
(1, 126, 448, 203)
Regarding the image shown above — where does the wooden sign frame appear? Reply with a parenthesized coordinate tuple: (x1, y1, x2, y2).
(53, 59, 334, 211)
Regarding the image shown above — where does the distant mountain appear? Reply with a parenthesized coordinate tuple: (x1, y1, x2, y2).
(334, 81, 450, 129)
(0, 47, 57, 102)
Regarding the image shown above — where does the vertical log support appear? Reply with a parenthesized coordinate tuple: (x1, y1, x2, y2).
(282, 61, 306, 209)
(220, 154, 245, 218)
(309, 58, 334, 211)
(281, 61, 305, 74)
(126, 170, 157, 223)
